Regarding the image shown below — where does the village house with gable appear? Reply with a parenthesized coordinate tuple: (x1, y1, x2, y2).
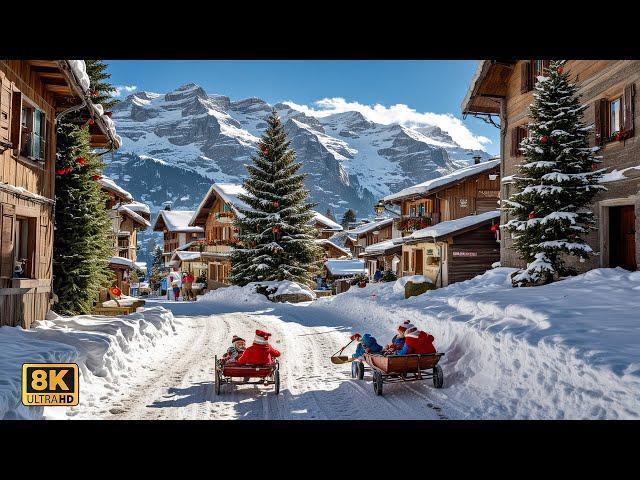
(462, 60, 640, 273)
(0, 60, 120, 328)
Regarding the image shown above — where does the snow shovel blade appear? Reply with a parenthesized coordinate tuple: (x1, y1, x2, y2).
(331, 356, 351, 364)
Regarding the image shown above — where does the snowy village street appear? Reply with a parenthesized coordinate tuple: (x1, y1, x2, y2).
(106, 298, 447, 420)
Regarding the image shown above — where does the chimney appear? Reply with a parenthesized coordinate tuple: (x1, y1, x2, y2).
(162, 201, 172, 211)
(473, 155, 482, 165)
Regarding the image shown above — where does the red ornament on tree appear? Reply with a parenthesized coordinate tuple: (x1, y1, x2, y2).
(77, 157, 87, 166)
(272, 227, 280, 234)
(540, 135, 548, 144)
(56, 168, 66, 175)
(105, 112, 113, 118)
(88, 118, 95, 126)
(272, 201, 280, 208)
(528, 212, 535, 220)
(490, 223, 499, 233)
(557, 66, 563, 74)
(92, 175, 103, 181)
(91, 90, 99, 97)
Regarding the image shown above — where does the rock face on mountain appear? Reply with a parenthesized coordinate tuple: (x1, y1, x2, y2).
(104, 83, 492, 265)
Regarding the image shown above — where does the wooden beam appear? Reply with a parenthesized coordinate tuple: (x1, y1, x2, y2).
(27, 60, 58, 68)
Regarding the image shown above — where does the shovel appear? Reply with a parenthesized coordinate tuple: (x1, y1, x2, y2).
(330, 339, 355, 364)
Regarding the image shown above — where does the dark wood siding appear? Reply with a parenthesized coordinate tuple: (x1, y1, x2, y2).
(447, 227, 500, 284)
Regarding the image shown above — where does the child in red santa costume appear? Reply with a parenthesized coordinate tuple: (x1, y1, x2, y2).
(236, 329, 281, 365)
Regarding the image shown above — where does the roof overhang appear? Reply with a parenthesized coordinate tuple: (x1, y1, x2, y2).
(461, 60, 517, 116)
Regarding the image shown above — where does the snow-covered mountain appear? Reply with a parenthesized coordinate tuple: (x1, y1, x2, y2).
(103, 83, 492, 264)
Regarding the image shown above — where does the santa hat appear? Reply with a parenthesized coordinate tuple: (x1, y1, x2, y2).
(232, 335, 245, 344)
(398, 320, 414, 333)
(405, 326, 420, 338)
(253, 329, 272, 345)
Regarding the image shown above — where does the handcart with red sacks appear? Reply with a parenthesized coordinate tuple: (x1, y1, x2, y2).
(214, 355, 280, 395)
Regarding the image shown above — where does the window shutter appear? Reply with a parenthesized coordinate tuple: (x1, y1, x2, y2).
(594, 98, 608, 146)
(511, 128, 519, 157)
(623, 83, 635, 136)
(0, 76, 11, 145)
(521, 61, 532, 93)
(542, 60, 551, 74)
(9, 89, 22, 153)
(1, 203, 16, 279)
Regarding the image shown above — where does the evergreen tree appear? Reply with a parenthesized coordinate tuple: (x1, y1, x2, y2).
(85, 60, 119, 110)
(230, 110, 322, 286)
(150, 245, 164, 289)
(53, 124, 114, 314)
(325, 207, 336, 222)
(504, 60, 605, 287)
(341, 208, 357, 228)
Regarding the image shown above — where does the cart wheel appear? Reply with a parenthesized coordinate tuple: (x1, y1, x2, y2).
(357, 362, 365, 380)
(373, 371, 383, 396)
(433, 365, 444, 389)
(274, 370, 280, 395)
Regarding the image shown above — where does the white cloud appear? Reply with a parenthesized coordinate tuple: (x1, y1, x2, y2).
(282, 97, 492, 151)
(112, 85, 138, 97)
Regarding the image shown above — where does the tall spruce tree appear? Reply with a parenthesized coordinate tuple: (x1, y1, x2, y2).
(341, 208, 356, 228)
(504, 60, 605, 287)
(230, 110, 322, 286)
(53, 124, 114, 314)
(84, 60, 119, 110)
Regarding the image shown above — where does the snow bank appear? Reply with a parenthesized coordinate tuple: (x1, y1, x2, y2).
(252, 280, 316, 301)
(311, 268, 640, 419)
(0, 307, 177, 420)
(197, 281, 315, 305)
(393, 274, 431, 294)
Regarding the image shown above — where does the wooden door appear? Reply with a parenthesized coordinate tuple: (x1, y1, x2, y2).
(609, 205, 637, 271)
(414, 249, 424, 275)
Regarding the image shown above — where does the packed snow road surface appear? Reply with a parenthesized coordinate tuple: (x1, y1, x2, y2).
(110, 300, 446, 420)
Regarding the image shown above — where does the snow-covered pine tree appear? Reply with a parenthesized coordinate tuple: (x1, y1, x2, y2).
(503, 60, 605, 287)
(325, 207, 336, 222)
(84, 60, 119, 110)
(53, 124, 114, 314)
(230, 110, 323, 286)
(150, 245, 164, 290)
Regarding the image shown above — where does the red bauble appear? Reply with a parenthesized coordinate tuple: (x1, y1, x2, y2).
(528, 212, 535, 220)
(272, 201, 280, 208)
(557, 67, 563, 74)
(91, 90, 99, 97)
(490, 224, 499, 232)
(92, 175, 103, 181)
(540, 135, 548, 144)
(56, 169, 66, 175)
(272, 227, 280, 234)
(105, 112, 113, 118)
(77, 157, 87, 166)
(88, 118, 95, 126)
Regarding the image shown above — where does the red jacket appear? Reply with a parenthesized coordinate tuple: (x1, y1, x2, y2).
(404, 331, 436, 355)
(237, 343, 281, 365)
(186, 273, 195, 283)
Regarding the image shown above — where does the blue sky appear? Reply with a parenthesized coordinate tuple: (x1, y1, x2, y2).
(106, 60, 499, 154)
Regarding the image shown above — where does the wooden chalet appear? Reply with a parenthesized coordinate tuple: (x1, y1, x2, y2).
(315, 239, 351, 259)
(343, 217, 394, 257)
(188, 183, 248, 290)
(370, 159, 501, 284)
(0, 60, 119, 328)
(98, 176, 150, 298)
(152, 209, 204, 267)
(310, 211, 343, 239)
(462, 60, 640, 272)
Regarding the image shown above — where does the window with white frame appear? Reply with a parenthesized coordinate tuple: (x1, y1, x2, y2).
(609, 97, 622, 137)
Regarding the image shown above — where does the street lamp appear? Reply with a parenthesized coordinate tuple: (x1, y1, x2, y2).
(374, 200, 385, 217)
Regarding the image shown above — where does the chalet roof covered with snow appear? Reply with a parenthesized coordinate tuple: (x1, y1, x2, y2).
(98, 177, 133, 202)
(346, 217, 393, 237)
(460, 60, 516, 116)
(190, 183, 252, 226)
(153, 210, 204, 233)
(405, 210, 500, 243)
(315, 239, 352, 257)
(124, 201, 150, 215)
(363, 238, 403, 256)
(117, 205, 151, 228)
(383, 159, 500, 203)
(107, 256, 137, 269)
(325, 259, 367, 276)
(311, 211, 343, 231)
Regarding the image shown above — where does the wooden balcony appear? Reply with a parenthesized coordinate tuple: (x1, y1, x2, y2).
(394, 213, 440, 234)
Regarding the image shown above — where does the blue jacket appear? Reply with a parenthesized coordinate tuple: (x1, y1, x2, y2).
(390, 334, 405, 350)
(374, 270, 382, 281)
(354, 334, 383, 358)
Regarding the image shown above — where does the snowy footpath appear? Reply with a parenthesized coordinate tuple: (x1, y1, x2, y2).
(2, 267, 639, 420)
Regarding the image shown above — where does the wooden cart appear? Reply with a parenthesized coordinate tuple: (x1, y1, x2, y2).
(214, 356, 280, 395)
(362, 352, 444, 395)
